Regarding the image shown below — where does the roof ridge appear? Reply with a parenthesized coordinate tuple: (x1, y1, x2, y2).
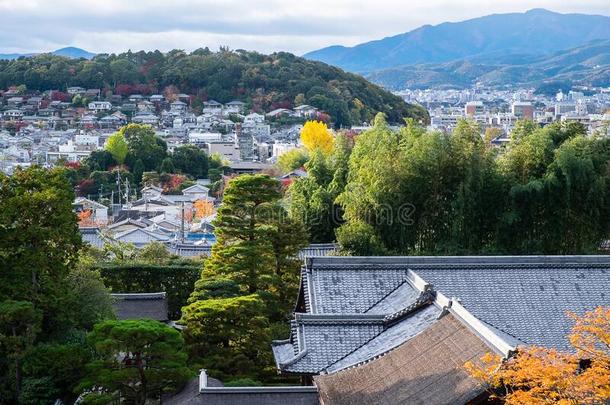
(325, 314, 462, 374)
(363, 278, 409, 314)
(294, 313, 387, 324)
(383, 290, 435, 324)
(320, 295, 434, 374)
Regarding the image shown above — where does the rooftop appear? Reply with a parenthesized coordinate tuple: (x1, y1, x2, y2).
(274, 255, 610, 376)
(111, 292, 169, 322)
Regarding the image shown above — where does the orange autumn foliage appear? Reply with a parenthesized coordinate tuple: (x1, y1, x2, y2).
(465, 306, 610, 405)
(77, 209, 95, 227)
(193, 199, 214, 219)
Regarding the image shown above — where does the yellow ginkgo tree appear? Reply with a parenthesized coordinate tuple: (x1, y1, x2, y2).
(300, 120, 334, 155)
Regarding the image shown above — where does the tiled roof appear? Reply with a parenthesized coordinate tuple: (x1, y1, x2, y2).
(280, 316, 385, 374)
(298, 243, 337, 259)
(275, 255, 610, 379)
(302, 255, 610, 352)
(305, 263, 418, 314)
(275, 285, 436, 374)
(80, 227, 104, 248)
(412, 259, 610, 351)
(111, 292, 169, 321)
(325, 304, 441, 373)
(315, 314, 490, 405)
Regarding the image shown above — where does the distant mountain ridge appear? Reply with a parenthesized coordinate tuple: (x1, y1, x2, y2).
(0, 47, 95, 60)
(366, 40, 610, 90)
(304, 9, 610, 73)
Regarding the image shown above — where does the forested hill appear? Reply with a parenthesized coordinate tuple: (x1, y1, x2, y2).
(0, 48, 428, 126)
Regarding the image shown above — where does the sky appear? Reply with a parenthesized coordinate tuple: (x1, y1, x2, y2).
(1, 0, 609, 56)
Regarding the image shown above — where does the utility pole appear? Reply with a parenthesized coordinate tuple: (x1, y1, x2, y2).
(116, 170, 122, 206)
(180, 201, 185, 243)
(125, 179, 130, 204)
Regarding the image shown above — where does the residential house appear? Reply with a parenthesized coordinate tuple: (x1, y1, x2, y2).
(128, 94, 144, 103)
(266, 108, 293, 119)
(3, 109, 24, 120)
(203, 100, 223, 115)
(293, 105, 318, 118)
(225, 100, 245, 114)
(132, 113, 159, 126)
(244, 112, 265, 124)
(73, 197, 109, 225)
(67, 86, 86, 95)
(113, 227, 171, 247)
(182, 183, 210, 201)
(88, 101, 113, 112)
(170, 101, 187, 113)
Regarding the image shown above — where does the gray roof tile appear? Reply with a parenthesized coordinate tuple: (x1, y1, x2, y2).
(412, 262, 610, 351)
(306, 264, 417, 314)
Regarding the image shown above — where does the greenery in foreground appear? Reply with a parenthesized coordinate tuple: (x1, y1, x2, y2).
(181, 174, 308, 381)
(0, 49, 428, 127)
(2, 115, 610, 403)
(288, 115, 610, 255)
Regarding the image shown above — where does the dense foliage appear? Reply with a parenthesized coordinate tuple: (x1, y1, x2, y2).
(97, 263, 201, 320)
(0, 167, 114, 403)
(0, 49, 428, 127)
(65, 124, 216, 200)
(287, 115, 610, 254)
(466, 307, 610, 404)
(181, 174, 307, 382)
(289, 130, 353, 243)
(78, 320, 191, 405)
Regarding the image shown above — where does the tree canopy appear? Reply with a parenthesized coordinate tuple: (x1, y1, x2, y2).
(329, 117, 610, 255)
(104, 132, 128, 165)
(0, 49, 429, 127)
(466, 307, 610, 404)
(181, 174, 307, 382)
(0, 166, 115, 403)
(78, 319, 190, 405)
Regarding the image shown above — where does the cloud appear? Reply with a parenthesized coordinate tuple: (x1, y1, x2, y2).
(0, 0, 608, 55)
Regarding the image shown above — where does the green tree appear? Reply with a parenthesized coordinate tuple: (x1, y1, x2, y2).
(22, 339, 92, 404)
(336, 220, 387, 256)
(132, 159, 145, 186)
(172, 144, 209, 179)
(277, 148, 309, 173)
(0, 300, 42, 399)
(84, 150, 117, 172)
(160, 157, 176, 173)
(0, 167, 82, 337)
(105, 132, 128, 164)
(201, 175, 282, 294)
(120, 124, 167, 172)
(182, 174, 307, 381)
(78, 320, 190, 405)
(137, 241, 173, 264)
(181, 294, 272, 381)
(68, 249, 115, 330)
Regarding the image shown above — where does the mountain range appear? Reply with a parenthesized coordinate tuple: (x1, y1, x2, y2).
(0, 47, 95, 60)
(304, 9, 610, 89)
(366, 39, 610, 90)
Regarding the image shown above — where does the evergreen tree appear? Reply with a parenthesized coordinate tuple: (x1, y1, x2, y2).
(160, 157, 176, 174)
(182, 174, 307, 381)
(78, 320, 190, 405)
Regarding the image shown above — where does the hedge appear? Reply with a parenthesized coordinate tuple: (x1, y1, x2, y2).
(97, 263, 201, 320)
